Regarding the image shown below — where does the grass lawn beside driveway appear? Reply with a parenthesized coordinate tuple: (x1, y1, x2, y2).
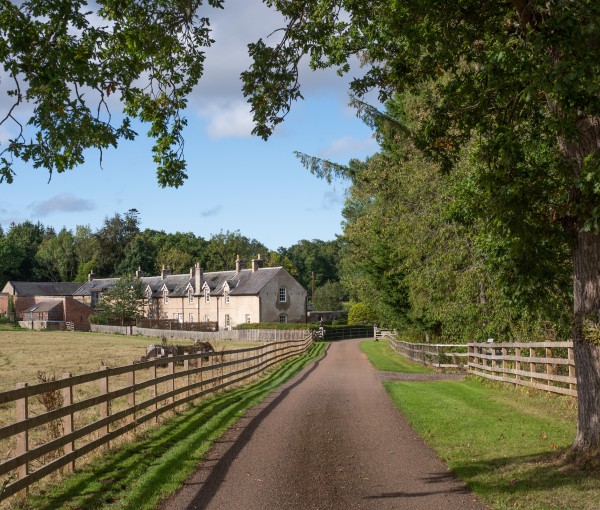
(363, 339, 598, 510)
(360, 339, 433, 373)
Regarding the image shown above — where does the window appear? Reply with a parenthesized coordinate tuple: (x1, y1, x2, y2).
(225, 291, 230, 304)
(188, 289, 193, 304)
(91, 292, 100, 308)
(162, 312, 168, 319)
(204, 314, 209, 322)
(279, 314, 287, 323)
(225, 314, 230, 328)
(173, 313, 178, 319)
(204, 288, 210, 303)
(245, 314, 251, 324)
(189, 313, 194, 323)
(163, 289, 169, 304)
(279, 287, 287, 302)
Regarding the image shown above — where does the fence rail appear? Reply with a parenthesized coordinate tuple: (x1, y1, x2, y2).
(90, 324, 309, 342)
(386, 334, 577, 397)
(388, 337, 468, 368)
(0, 334, 313, 502)
(468, 341, 576, 397)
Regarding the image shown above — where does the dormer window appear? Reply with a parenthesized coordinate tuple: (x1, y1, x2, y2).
(225, 290, 230, 304)
(204, 288, 210, 303)
(163, 288, 169, 304)
(188, 289, 193, 304)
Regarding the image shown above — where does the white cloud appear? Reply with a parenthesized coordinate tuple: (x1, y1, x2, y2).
(29, 193, 95, 217)
(202, 102, 254, 139)
(317, 136, 378, 160)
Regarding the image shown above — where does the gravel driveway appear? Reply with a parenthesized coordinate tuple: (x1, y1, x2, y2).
(159, 339, 487, 510)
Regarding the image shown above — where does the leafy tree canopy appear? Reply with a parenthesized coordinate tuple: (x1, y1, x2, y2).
(0, 0, 224, 187)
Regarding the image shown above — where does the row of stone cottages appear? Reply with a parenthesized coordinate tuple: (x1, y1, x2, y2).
(0, 255, 308, 331)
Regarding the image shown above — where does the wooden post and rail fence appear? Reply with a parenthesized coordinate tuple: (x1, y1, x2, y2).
(0, 334, 313, 502)
(385, 332, 577, 397)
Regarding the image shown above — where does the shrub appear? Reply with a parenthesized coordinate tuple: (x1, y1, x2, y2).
(348, 303, 378, 326)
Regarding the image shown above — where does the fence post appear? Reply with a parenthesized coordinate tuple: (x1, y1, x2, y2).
(167, 355, 175, 404)
(529, 348, 536, 384)
(568, 346, 576, 392)
(100, 366, 110, 445)
(16, 382, 28, 493)
(62, 373, 75, 473)
(128, 365, 136, 426)
(546, 347, 554, 388)
(150, 363, 158, 425)
(183, 353, 190, 400)
(515, 347, 522, 382)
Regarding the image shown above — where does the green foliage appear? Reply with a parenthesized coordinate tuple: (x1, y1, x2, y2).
(277, 238, 341, 290)
(347, 303, 377, 326)
(94, 275, 145, 325)
(205, 230, 268, 272)
(0, 0, 227, 186)
(312, 281, 346, 311)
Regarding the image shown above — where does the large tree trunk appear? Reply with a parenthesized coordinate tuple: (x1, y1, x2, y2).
(571, 231, 600, 452)
(557, 111, 600, 452)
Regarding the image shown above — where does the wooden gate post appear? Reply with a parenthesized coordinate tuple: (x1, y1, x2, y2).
(16, 382, 28, 492)
(127, 365, 136, 426)
(149, 363, 158, 425)
(100, 366, 110, 446)
(568, 346, 576, 392)
(62, 373, 75, 473)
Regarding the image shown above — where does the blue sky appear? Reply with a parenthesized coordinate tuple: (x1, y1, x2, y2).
(0, 1, 378, 250)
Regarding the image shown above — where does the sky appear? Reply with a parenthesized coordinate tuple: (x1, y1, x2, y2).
(0, 1, 379, 250)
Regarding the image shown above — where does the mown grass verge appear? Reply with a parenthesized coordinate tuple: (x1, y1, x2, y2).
(13, 342, 327, 510)
(359, 340, 433, 373)
(385, 379, 599, 510)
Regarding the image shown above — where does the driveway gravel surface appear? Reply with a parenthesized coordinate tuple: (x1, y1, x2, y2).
(159, 339, 487, 510)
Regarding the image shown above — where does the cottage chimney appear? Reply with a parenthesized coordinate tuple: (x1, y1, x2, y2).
(252, 253, 263, 272)
(235, 255, 247, 272)
(161, 265, 171, 279)
(135, 267, 144, 278)
(88, 271, 95, 282)
(193, 262, 203, 292)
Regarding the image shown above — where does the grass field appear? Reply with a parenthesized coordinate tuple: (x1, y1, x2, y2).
(11, 342, 327, 510)
(360, 338, 599, 510)
(0, 329, 254, 391)
(0, 328, 263, 488)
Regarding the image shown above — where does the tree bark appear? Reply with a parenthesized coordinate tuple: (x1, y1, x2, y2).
(571, 230, 600, 452)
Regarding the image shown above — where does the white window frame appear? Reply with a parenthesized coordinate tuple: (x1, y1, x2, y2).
(279, 287, 287, 303)
(163, 289, 169, 304)
(279, 314, 287, 324)
(204, 314, 210, 322)
(245, 314, 251, 324)
(225, 314, 230, 328)
(189, 313, 194, 323)
(225, 291, 230, 304)
(188, 289, 193, 304)
(205, 288, 210, 303)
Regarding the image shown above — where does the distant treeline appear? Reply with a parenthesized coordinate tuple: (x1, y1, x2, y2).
(0, 209, 342, 296)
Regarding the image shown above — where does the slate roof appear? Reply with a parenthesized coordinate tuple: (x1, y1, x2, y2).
(73, 267, 284, 298)
(4, 281, 82, 297)
(24, 301, 63, 313)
